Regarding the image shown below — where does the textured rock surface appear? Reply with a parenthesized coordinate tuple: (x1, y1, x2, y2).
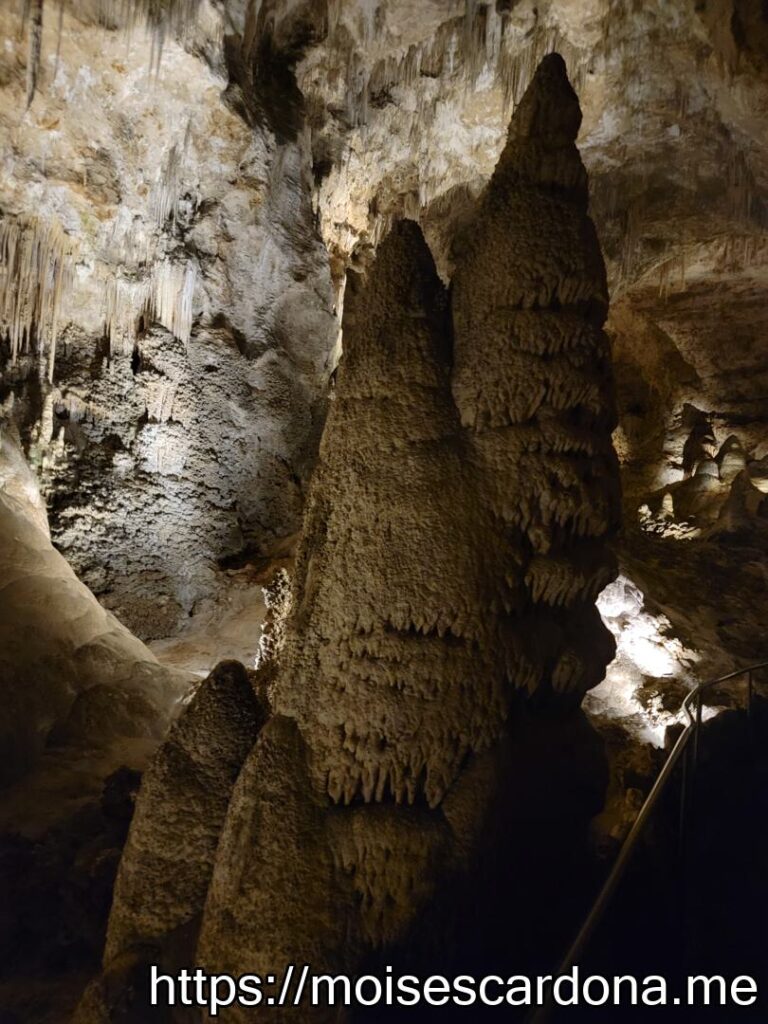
(292, 0, 768, 717)
(3, 0, 768, 690)
(276, 220, 513, 810)
(451, 52, 620, 706)
(103, 660, 268, 967)
(2, 1, 768, 1015)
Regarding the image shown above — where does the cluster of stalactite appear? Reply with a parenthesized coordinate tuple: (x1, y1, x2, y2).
(20, 0, 205, 105)
(0, 213, 73, 382)
(103, 258, 197, 354)
(322, 0, 588, 130)
(1, 137, 197, 372)
(78, 55, 620, 1023)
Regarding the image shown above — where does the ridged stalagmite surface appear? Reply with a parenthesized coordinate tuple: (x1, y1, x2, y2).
(452, 53, 621, 704)
(275, 220, 516, 809)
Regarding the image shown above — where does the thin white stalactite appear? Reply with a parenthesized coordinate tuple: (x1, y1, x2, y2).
(24, 0, 44, 107)
(151, 121, 192, 228)
(104, 259, 196, 353)
(150, 259, 196, 345)
(21, 0, 205, 100)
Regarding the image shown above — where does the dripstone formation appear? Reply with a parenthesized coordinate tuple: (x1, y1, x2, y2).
(451, 51, 621, 706)
(80, 55, 620, 1021)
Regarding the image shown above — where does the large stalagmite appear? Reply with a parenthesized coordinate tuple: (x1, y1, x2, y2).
(452, 52, 621, 707)
(83, 54, 620, 1020)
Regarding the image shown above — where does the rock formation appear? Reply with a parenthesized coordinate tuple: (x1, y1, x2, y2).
(451, 52, 621, 706)
(104, 661, 269, 967)
(0, 0, 337, 655)
(76, 661, 268, 1021)
(0, 429, 190, 793)
(84, 54, 619, 1020)
(274, 219, 513, 811)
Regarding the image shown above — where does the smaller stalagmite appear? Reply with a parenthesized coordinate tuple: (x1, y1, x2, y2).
(104, 661, 269, 966)
(74, 661, 268, 1023)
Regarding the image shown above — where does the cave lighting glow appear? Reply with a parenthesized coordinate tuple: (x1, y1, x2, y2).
(589, 574, 704, 747)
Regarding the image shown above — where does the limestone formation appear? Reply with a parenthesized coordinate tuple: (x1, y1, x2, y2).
(194, 57, 618, 1007)
(104, 661, 268, 967)
(717, 435, 748, 485)
(452, 52, 621, 706)
(0, 428, 191, 790)
(275, 219, 515, 810)
(75, 661, 268, 1023)
(195, 222, 466, 994)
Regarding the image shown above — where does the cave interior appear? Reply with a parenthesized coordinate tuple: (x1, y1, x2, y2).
(1, 1, 768, 1022)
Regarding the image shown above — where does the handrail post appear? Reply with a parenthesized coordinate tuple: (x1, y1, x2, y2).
(693, 689, 703, 773)
(678, 741, 689, 862)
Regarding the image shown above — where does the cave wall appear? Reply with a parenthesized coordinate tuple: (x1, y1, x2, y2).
(0, 1, 337, 645)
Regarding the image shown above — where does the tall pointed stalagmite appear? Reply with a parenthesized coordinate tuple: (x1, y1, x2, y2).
(452, 52, 620, 706)
(194, 222, 485, 999)
(274, 219, 515, 810)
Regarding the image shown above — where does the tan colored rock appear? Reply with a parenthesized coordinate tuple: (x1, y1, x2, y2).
(196, 716, 358, 1018)
(275, 219, 514, 810)
(717, 435, 748, 485)
(104, 661, 268, 968)
(451, 52, 620, 705)
(85, 55, 619, 1017)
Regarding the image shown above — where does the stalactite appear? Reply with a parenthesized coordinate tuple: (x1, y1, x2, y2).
(150, 259, 196, 344)
(151, 122, 192, 227)
(657, 250, 687, 300)
(103, 271, 146, 355)
(103, 258, 196, 353)
(331, 0, 587, 139)
(19, 0, 205, 96)
(0, 214, 73, 382)
(726, 149, 754, 223)
(24, 0, 44, 108)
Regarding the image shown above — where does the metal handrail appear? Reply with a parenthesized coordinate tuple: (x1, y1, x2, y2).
(530, 660, 768, 1022)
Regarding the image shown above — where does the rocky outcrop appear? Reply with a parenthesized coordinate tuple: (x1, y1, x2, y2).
(274, 219, 513, 811)
(104, 661, 268, 967)
(74, 661, 268, 1023)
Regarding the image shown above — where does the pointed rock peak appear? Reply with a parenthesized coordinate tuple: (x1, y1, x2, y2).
(355, 218, 442, 312)
(483, 51, 587, 198)
(342, 217, 449, 371)
(507, 52, 582, 147)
